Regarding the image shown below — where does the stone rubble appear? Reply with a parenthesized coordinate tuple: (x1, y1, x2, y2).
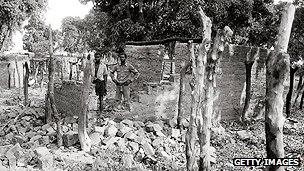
(0, 103, 230, 170)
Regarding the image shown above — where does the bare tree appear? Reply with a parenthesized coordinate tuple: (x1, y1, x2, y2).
(78, 54, 92, 152)
(23, 62, 29, 106)
(46, 25, 63, 146)
(265, 3, 295, 171)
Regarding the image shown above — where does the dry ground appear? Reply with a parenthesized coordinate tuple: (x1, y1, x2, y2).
(0, 81, 303, 170)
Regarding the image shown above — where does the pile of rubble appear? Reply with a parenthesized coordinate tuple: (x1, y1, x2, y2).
(0, 98, 227, 170)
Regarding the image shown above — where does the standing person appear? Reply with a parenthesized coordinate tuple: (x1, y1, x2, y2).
(110, 49, 140, 111)
(92, 52, 108, 114)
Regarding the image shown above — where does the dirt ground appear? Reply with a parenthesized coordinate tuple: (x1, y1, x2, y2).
(0, 80, 303, 170)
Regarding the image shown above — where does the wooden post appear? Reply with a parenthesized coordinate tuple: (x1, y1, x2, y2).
(185, 41, 199, 171)
(242, 47, 259, 122)
(265, 3, 294, 171)
(78, 54, 92, 152)
(46, 25, 63, 146)
(286, 66, 297, 117)
(177, 61, 191, 128)
(24, 62, 29, 106)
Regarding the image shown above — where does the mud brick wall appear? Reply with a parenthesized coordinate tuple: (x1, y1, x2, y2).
(54, 44, 269, 120)
(125, 45, 164, 91)
(0, 62, 9, 88)
(54, 81, 82, 117)
(125, 44, 269, 120)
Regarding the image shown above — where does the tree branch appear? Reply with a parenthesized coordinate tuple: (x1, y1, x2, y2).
(126, 37, 203, 45)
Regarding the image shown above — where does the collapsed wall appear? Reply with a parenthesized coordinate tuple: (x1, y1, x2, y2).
(125, 44, 268, 120)
(53, 44, 269, 120)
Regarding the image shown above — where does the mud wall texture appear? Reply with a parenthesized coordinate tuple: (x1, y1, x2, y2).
(125, 45, 164, 91)
(54, 81, 83, 117)
(54, 44, 269, 120)
(0, 55, 30, 89)
(125, 44, 269, 120)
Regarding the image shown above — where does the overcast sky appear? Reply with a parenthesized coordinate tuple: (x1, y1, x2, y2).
(44, 0, 292, 30)
(45, 0, 93, 30)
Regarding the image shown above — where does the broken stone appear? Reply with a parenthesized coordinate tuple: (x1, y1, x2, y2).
(116, 138, 127, 151)
(117, 126, 132, 137)
(158, 150, 171, 160)
(236, 130, 251, 140)
(122, 154, 133, 168)
(102, 137, 120, 148)
(124, 132, 137, 141)
(156, 131, 166, 137)
(171, 128, 180, 139)
(121, 119, 134, 127)
(5, 143, 23, 169)
(38, 136, 50, 145)
(0, 145, 13, 157)
(147, 132, 156, 140)
(134, 121, 145, 128)
(134, 148, 145, 162)
(62, 125, 69, 133)
(89, 132, 102, 146)
(152, 137, 164, 148)
(18, 127, 27, 135)
(35, 147, 54, 170)
(0, 162, 8, 171)
(135, 128, 146, 138)
(107, 120, 117, 126)
(72, 123, 78, 131)
(5, 132, 14, 142)
(141, 141, 155, 157)
(30, 135, 42, 143)
(181, 130, 187, 142)
(94, 126, 106, 135)
(13, 135, 27, 144)
(169, 119, 177, 128)
(146, 124, 162, 132)
(128, 142, 139, 153)
(63, 131, 79, 147)
(46, 127, 56, 135)
(181, 118, 189, 128)
(105, 125, 118, 137)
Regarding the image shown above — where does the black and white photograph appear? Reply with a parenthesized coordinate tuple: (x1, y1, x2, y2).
(0, 0, 303, 170)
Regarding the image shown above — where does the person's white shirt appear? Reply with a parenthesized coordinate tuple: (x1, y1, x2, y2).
(95, 62, 108, 81)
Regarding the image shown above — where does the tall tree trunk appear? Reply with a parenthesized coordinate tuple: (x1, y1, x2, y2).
(138, 0, 144, 22)
(177, 61, 191, 129)
(186, 41, 199, 171)
(8, 63, 11, 89)
(265, 3, 294, 171)
(241, 61, 254, 122)
(293, 75, 304, 107)
(15, 61, 21, 89)
(296, 75, 302, 91)
(198, 26, 232, 171)
(196, 7, 212, 170)
(127, 0, 131, 19)
(0, 24, 10, 52)
(46, 25, 63, 146)
(286, 66, 297, 117)
(69, 62, 73, 80)
(300, 91, 304, 109)
(24, 62, 29, 106)
(78, 55, 92, 152)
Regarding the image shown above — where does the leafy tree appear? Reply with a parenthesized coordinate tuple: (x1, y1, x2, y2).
(0, 0, 47, 51)
(61, 16, 86, 53)
(285, 5, 304, 117)
(80, 0, 280, 53)
(23, 14, 63, 55)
